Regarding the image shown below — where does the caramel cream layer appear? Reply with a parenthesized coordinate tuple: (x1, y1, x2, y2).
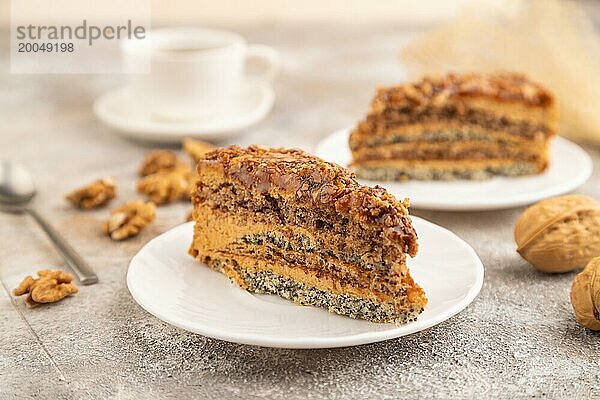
(355, 104, 556, 142)
(191, 203, 408, 278)
(193, 180, 412, 268)
(370, 97, 557, 125)
(351, 139, 549, 163)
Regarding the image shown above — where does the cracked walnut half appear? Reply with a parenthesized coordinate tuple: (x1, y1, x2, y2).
(13, 269, 78, 308)
(138, 150, 187, 177)
(103, 200, 156, 240)
(137, 164, 192, 205)
(183, 138, 215, 164)
(65, 177, 116, 209)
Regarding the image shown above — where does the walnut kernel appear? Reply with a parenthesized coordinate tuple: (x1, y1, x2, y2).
(570, 257, 600, 330)
(138, 150, 186, 177)
(12, 269, 78, 308)
(137, 164, 192, 205)
(65, 177, 116, 209)
(183, 138, 215, 164)
(103, 200, 156, 240)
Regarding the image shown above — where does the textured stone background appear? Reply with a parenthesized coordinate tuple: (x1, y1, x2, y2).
(1, 21, 600, 400)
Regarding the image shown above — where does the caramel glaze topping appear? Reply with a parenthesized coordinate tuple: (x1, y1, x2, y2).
(197, 145, 418, 257)
(371, 72, 554, 114)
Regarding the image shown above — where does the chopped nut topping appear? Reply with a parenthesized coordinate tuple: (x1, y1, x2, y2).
(103, 200, 156, 240)
(138, 150, 186, 177)
(65, 177, 116, 209)
(137, 164, 192, 205)
(13, 269, 78, 308)
(196, 145, 418, 256)
(183, 138, 215, 164)
(370, 72, 554, 114)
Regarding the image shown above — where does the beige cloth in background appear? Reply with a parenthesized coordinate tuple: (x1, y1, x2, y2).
(401, 0, 600, 145)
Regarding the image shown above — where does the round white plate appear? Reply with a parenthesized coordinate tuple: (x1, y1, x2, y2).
(127, 219, 484, 349)
(315, 128, 592, 211)
(93, 79, 274, 143)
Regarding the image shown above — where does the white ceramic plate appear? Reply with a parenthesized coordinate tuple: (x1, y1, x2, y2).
(315, 128, 592, 211)
(127, 219, 484, 349)
(93, 79, 274, 143)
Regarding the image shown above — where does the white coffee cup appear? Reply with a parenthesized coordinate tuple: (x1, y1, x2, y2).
(122, 27, 279, 120)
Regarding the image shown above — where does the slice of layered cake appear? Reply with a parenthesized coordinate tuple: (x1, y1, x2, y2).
(349, 72, 558, 180)
(189, 145, 427, 324)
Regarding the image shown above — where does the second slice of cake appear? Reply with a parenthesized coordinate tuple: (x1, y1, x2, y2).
(189, 145, 427, 324)
(349, 72, 558, 181)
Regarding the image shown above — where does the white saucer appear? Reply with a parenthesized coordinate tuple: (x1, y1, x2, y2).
(315, 128, 593, 211)
(93, 79, 274, 143)
(127, 219, 484, 349)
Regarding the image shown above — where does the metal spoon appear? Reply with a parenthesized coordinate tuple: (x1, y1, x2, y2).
(0, 160, 98, 285)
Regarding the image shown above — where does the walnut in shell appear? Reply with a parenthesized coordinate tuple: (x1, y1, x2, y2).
(514, 194, 600, 273)
(570, 257, 600, 330)
(103, 200, 156, 240)
(65, 177, 116, 209)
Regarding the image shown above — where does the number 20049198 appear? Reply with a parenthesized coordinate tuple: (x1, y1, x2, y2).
(17, 42, 74, 52)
